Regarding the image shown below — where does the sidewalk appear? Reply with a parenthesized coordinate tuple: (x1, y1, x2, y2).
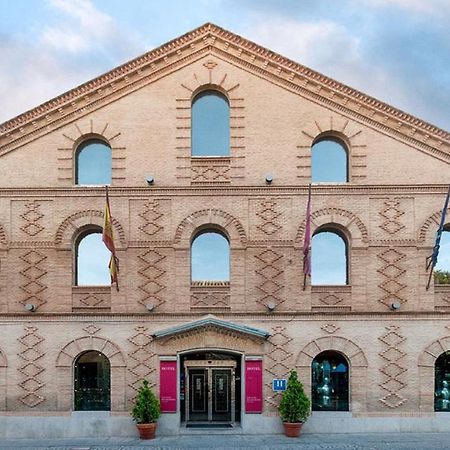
(1, 433, 450, 450)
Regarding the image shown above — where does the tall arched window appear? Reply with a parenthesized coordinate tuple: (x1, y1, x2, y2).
(191, 91, 230, 156)
(74, 351, 111, 411)
(312, 229, 348, 285)
(191, 230, 230, 282)
(435, 351, 450, 411)
(75, 139, 112, 185)
(311, 137, 348, 182)
(434, 229, 450, 284)
(312, 351, 349, 411)
(75, 230, 110, 286)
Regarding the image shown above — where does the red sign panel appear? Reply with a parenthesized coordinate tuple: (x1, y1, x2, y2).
(160, 360, 177, 413)
(245, 360, 263, 413)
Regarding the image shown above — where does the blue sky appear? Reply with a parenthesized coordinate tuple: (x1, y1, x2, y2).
(0, 0, 449, 130)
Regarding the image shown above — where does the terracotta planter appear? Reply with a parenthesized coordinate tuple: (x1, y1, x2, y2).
(283, 421, 303, 437)
(136, 422, 157, 439)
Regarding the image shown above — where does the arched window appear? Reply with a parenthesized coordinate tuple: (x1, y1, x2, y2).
(191, 90, 230, 156)
(75, 139, 112, 185)
(74, 351, 111, 411)
(311, 137, 348, 182)
(435, 351, 450, 411)
(434, 229, 450, 284)
(191, 230, 230, 282)
(312, 229, 348, 285)
(312, 351, 349, 411)
(75, 230, 110, 286)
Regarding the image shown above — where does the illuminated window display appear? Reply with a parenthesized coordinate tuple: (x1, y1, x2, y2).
(312, 351, 349, 411)
(435, 351, 450, 411)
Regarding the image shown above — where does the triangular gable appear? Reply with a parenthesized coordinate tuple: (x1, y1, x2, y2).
(153, 316, 270, 340)
(0, 23, 448, 161)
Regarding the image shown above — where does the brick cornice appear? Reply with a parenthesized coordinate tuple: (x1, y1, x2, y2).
(0, 23, 448, 158)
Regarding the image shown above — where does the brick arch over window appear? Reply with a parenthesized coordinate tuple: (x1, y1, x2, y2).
(418, 335, 450, 411)
(55, 336, 126, 412)
(0, 348, 6, 410)
(174, 208, 247, 248)
(295, 207, 368, 247)
(55, 209, 126, 249)
(296, 336, 368, 413)
(418, 210, 450, 245)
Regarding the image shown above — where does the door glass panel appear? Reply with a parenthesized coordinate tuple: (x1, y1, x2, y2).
(189, 369, 208, 421)
(74, 351, 110, 411)
(212, 369, 231, 421)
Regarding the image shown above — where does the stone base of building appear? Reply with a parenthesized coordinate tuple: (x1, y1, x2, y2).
(1, 412, 450, 438)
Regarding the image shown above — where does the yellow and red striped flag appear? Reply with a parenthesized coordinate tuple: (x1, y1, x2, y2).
(103, 186, 119, 291)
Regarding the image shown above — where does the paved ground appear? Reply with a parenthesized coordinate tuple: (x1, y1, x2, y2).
(1, 433, 450, 450)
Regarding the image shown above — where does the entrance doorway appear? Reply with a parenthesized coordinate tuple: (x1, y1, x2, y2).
(74, 351, 110, 411)
(180, 351, 241, 425)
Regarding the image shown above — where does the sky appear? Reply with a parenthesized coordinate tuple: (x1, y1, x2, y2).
(0, 0, 449, 130)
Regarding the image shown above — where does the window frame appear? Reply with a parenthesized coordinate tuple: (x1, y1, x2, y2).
(74, 137, 112, 186)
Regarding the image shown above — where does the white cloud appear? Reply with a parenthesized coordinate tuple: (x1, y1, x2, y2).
(0, 0, 146, 123)
(361, 0, 450, 16)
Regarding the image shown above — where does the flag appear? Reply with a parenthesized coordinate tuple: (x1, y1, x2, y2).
(426, 184, 450, 290)
(303, 184, 312, 289)
(103, 186, 119, 291)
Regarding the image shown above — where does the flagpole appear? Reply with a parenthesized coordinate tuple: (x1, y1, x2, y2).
(303, 184, 312, 291)
(426, 184, 450, 291)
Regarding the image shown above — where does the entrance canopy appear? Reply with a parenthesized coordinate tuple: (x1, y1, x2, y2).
(152, 316, 270, 340)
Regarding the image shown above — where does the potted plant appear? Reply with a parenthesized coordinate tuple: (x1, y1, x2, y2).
(279, 369, 311, 437)
(131, 379, 161, 439)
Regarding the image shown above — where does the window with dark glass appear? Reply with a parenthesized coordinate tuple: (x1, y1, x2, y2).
(191, 230, 230, 281)
(191, 91, 230, 156)
(75, 230, 110, 286)
(435, 351, 450, 411)
(312, 351, 349, 411)
(434, 229, 450, 284)
(312, 229, 348, 285)
(74, 351, 111, 411)
(75, 139, 112, 185)
(311, 137, 348, 182)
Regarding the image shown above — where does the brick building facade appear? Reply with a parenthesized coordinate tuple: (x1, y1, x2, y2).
(0, 23, 449, 437)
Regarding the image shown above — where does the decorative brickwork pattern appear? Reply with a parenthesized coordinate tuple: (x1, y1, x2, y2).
(19, 250, 48, 309)
(83, 324, 101, 335)
(127, 326, 156, 402)
(378, 326, 407, 408)
(17, 326, 46, 408)
(20, 201, 44, 237)
(377, 248, 407, 308)
(190, 283, 230, 309)
(256, 199, 282, 236)
(321, 323, 340, 334)
(379, 199, 406, 235)
(190, 158, 231, 184)
(419, 208, 450, 243)
(138, 200, 164, 237)
(264, 326, 293, 410)
(138, 249, 167, 308)
(72, 286, 111, 311)
(254, 249, 284, 307)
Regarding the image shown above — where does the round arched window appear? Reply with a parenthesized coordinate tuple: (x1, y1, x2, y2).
(191, 230, 230, 281)
(75, 230, 110, 285)
(312, 229, 348, 285)
(74, 351, 111, 411)
(191, 91, 230, 156)
(312, 351, 349, 411)
(435, 351, 450, 411)
(75, 139, 112, 185)
(311, 137, 348, 182)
